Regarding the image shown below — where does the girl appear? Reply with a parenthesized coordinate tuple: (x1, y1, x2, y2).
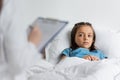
(61, 22, 107, 61)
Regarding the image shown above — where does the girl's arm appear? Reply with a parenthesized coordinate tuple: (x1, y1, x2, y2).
(60, 54, 67, 60)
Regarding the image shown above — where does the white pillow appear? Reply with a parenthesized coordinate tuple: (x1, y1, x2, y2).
(94, 27, 120, 58)
(45, 29, 71, 65)
(45, 26, 120, 65)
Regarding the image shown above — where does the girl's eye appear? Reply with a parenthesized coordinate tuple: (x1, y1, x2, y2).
(79, 34, 83, 37)
(88, 35, 93, 37)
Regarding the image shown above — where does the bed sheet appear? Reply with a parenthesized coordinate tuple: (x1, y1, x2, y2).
(15, 57, 120, 80)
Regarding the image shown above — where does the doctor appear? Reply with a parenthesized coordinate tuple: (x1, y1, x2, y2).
(0, 0, 45, 78)
(0, 0, 13, 80)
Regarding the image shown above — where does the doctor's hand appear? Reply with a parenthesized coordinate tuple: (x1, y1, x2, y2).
(28, 26, 42, 47)
(83, 55, 99, 61)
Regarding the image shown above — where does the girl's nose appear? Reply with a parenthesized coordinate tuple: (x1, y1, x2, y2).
(84, 35, 88, 40)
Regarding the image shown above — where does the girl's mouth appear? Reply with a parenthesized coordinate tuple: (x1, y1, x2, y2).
(83, 42, 89, 45)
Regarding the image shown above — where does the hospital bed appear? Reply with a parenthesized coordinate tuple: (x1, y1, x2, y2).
(13, 24, 120, 80)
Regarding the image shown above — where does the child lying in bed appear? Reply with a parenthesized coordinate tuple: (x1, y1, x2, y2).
(61, 22, 107, 61)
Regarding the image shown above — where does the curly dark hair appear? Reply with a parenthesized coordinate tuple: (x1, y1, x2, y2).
(70, 22, 96, 51)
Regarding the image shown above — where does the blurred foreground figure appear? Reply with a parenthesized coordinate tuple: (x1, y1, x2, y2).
(0, 0, 42, 80)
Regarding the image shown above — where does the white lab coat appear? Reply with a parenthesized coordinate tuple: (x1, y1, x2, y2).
(0, 0, 15, 79)
(0, 0, 43, 79)
(0, 0, 14, 63)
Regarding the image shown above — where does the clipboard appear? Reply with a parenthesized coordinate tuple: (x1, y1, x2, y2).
(28, 17, 68, 53)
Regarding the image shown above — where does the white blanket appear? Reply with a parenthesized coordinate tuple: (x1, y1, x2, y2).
(15, 57, 120, 80)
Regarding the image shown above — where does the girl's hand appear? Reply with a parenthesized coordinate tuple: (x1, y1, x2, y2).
(60, 54, 67, 60)
(83, 55, 99, 61)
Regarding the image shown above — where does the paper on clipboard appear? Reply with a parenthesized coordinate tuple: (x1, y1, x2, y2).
(29, 17, 68, 53)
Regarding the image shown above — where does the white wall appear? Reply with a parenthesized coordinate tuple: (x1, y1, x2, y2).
(16, 0, 120, 31)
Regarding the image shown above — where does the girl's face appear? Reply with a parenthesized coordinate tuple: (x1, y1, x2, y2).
(75, 25, 94, 49)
